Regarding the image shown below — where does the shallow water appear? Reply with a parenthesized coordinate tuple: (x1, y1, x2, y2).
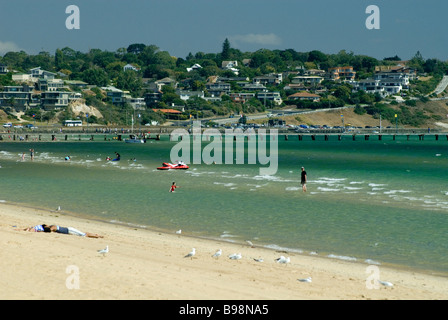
(0, 134, 447, 274)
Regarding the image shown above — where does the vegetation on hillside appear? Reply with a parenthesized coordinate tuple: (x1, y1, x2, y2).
(1, 41, 447, 127)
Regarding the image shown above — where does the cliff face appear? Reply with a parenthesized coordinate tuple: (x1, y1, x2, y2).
(68, 99, 103, 119)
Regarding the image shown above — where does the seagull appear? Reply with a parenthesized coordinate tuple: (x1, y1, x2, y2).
(98, 245, 109, 256)
(56, 206, 61, 211)
(298, 277, 312, 283)
(246, 240, 255, 248)
(229, 253, 242, 260)
(184, 248, 195, 259)
(275, 256, 290, 264)
(253, 258, 264, 262)
(378, 280, 394, 287)
(176, 229, 182, 234)
(212, 249, 222, 258)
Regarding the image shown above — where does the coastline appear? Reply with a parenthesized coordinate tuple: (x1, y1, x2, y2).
(1, 201, 447, 300)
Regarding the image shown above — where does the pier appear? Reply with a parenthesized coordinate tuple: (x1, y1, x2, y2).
(1, 125, 447, 143)
(1, 131, 448, 143)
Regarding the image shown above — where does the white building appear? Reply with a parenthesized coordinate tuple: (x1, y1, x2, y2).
(256, 91, 282, 105)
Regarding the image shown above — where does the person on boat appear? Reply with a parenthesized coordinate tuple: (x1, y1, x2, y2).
(169, 182, 179, 192)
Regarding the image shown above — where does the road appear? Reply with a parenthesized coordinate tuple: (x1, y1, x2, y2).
(209, 106, 355, 125)
(429, 75, 448, 96)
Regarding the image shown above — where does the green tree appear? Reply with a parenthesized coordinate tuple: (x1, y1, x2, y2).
(127, 43, 146, 55)
(82, 68, 109, 87)
(221, 38, 231, 60)
(116, 70, 142, 94)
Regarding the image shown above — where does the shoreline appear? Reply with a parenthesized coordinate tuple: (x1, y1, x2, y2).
(6, 199, 446, 278)
(1, 201, 447, 300)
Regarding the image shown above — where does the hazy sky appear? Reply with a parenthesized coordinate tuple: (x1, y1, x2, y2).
(1, 0, 447, 60)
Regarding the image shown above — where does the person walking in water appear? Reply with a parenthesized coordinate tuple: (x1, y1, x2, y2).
(169, 182, 179, 193)
(301, 166, 307, 192)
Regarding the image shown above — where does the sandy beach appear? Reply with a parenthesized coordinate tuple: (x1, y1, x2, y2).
(1, 202, 447, 301)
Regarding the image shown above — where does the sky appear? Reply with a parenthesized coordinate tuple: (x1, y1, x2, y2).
(1, 0, 447, 61)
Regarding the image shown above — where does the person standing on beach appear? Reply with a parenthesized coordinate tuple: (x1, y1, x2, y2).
(29, 149, 34, 161)
(301, 167, 307, 192)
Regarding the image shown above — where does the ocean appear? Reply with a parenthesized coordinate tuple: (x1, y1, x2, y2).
(0, 133, 447, 275)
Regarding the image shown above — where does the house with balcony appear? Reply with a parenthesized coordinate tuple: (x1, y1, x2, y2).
(38, 78, 65, 92)
(125, 97, 146, 110)
(256, 91, 282, 105)
(0, 85, 34, 111)
(229, 92, 255, 104)
(353, 79, 385, 96)
(145, 92, 162, 107)
(41, 91, 71, 110)
(241, 82, 267, 92)
(374, 72, 410, 89)
(29, 67, 57, 80)
(328, 66, 356, 81)
(253, 73, 283, 86)
(102, 86, 127, 106)
(176, 90, 205, 101)
(291, 76, 324, 86)
(206, 82, 231, 96)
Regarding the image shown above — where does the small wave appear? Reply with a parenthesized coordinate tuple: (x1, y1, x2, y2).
(264, 244, 304, 254)
(369, 183, 387, 187)
(317, 187, 340, 192)
(383, 189, 411, 194)
(327, 254, 357, 261)
(285, 187, 301, 191)
(318, 177, 347, 182)
(214, 182, 237, 187)
(364, 259, 381, 265)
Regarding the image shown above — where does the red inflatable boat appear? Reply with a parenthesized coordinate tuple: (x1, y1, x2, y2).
(157, 162, 189, 170)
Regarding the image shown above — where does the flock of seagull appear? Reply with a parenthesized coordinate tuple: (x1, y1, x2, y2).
(94, 231, 394, 288)
(183, 246, 315, 283)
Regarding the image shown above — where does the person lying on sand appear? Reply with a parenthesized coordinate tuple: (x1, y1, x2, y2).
(49, 225, 103, 238)
(19, 224, 102, 238)
(21, 224, 51, 232)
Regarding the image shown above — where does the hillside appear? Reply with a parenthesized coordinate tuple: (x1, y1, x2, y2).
(271, 99, 448, 129)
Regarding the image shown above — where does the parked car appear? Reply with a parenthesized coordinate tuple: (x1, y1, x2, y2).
(14, 124, 23, 129)
(3, 123, 12, 128)
(25, 124, 37, 129)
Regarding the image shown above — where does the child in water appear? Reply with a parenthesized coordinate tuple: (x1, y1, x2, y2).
(169, 182, 179, 192)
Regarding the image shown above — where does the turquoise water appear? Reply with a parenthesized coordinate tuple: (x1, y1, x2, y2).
(1, 134, 447, 275)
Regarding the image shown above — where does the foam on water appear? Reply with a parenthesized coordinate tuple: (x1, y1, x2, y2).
(327, 254, 357, 262)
